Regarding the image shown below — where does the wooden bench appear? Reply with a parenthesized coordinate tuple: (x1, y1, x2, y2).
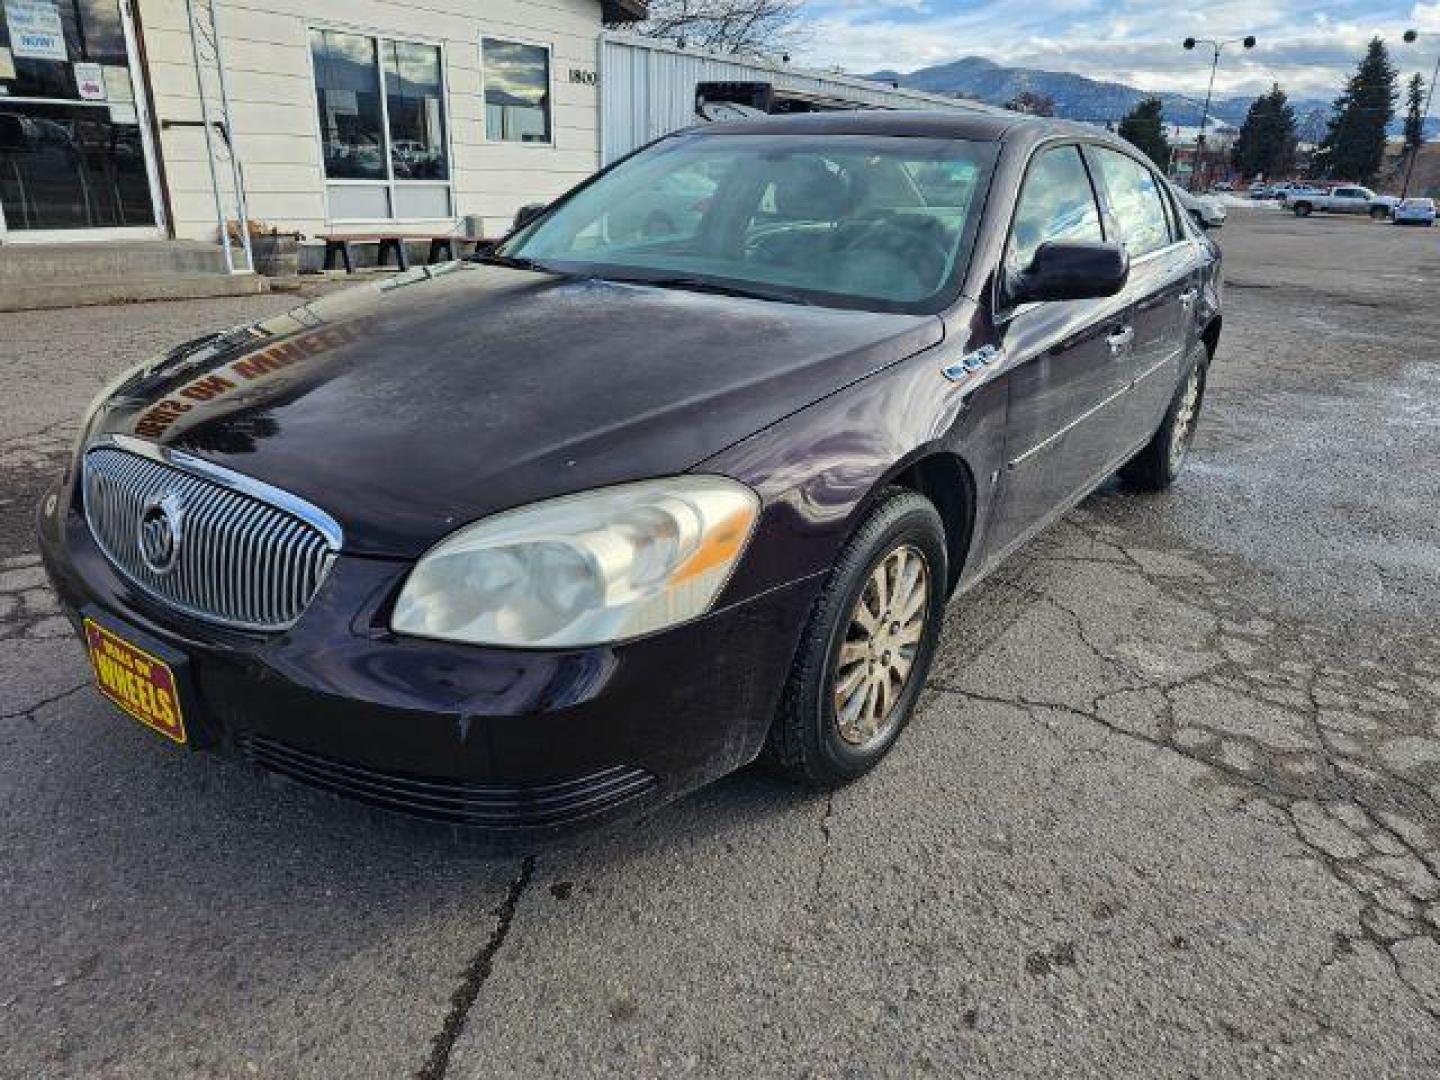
(318, 234, 480, 274)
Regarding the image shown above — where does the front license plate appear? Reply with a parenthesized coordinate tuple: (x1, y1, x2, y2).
(83, 617, 187, 744)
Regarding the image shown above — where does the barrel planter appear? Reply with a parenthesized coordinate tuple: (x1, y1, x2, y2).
(249, 233, 301, 278)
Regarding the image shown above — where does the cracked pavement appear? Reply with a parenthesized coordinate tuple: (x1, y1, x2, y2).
(2, 212, 1438, 1076)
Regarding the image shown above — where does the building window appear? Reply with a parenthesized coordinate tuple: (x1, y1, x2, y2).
(310, 29, 451, 220)
(482, 39, 551, 144)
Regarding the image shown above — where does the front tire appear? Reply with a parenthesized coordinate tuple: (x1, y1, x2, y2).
(1294, 202, 1312, 217)
(763, 488, 947, 788)
(1370, 206, 1390, 221)
(1120, 342, 1208, 491)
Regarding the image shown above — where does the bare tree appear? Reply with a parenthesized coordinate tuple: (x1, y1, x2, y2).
(1004, 90, 1056, 117)
(626, 0, 808, 58)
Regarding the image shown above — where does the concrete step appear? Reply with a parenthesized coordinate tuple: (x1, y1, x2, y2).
(0, 272, 268, 312)
(0, 239, 237, 282)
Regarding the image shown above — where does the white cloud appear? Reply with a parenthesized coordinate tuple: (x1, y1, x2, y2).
(798, 0, 1433, 102)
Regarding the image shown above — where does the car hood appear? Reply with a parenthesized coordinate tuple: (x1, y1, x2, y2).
(89, 263, 942, 556)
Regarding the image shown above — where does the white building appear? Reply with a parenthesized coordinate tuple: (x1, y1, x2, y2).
(0, 0, 643, 248)
(0, 2, 999, 258)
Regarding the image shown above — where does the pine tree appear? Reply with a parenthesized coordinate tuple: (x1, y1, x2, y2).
(1402, 72, 1426, 158)
(1231, 83, 1299, 180)
(1320, 37, 1398, 183)
(1118, 97, 1171, 170)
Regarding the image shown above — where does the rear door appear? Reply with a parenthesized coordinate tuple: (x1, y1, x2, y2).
(984, 143, 1134, 560)
(1087, 146, 1194, 445)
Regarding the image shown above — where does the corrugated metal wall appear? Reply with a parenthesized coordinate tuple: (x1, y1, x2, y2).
(600, 34, 1007, 164)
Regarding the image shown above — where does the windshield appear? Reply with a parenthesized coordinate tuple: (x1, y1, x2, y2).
(498, 132, 998, 313)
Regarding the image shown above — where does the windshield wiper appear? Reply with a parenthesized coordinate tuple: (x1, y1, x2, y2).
(470, 251, 556, 273)
(616, 275, 812, 307)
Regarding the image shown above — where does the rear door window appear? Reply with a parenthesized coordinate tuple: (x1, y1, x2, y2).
(1005, 145, 1104, 278)
(1091, 148, 1173, 258)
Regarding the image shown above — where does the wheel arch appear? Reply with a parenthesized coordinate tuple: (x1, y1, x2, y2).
(1199, 313, 1222, 362)
(885, 451, 977, 596)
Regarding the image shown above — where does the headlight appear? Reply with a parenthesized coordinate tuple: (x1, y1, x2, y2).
(391, 477, 760, 648)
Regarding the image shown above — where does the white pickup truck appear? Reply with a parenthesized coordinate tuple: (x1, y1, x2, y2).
(1290, 185, 1401, 220)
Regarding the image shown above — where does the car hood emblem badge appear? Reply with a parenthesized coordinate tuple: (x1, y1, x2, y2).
(138, 493, 184, 575)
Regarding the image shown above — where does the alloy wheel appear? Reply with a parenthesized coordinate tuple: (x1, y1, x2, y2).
(1169, 365, 1202, 473)
(833, 544, 931, 748)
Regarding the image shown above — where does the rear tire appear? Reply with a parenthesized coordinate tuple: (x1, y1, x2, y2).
(1120, 341, 1208, 491)
(763, 488, 947, 788)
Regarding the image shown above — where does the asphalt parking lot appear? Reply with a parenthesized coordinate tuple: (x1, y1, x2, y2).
(3, 208, 1439, 1078)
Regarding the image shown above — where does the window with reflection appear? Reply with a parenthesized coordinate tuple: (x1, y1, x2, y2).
(0, 0, 157, 230)
(1007, 146, 1104, 277)
(0, 0, 130, 100)
(1091, 148, 1172, 258)
(310, 30, 386, 181)
(309, 29, 451, 219)
(383, 41, 447, 180)
(483, 39, 551, 144)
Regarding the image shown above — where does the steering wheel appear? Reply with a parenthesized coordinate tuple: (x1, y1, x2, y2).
(837, 216, 952, 295)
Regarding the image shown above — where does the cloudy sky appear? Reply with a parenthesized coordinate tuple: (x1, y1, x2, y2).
(796, 0, 1440, 100)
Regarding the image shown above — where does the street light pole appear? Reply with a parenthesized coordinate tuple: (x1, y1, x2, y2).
(1401, 29, 1438, 199)
(1183, 35, 1257, 192)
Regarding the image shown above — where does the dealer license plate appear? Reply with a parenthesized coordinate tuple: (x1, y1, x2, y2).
(83, 617, 187, 745)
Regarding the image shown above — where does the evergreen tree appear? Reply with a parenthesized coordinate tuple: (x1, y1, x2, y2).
(1402, 72, 1426, 158)
(1118, 97, 1171, 170)
(1231, 83, 1299, 180)
(1320, 37, 1398, 182)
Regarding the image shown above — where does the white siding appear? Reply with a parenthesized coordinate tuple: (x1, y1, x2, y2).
(599, 33, 1009, 165)
(137, 0, 608, 240)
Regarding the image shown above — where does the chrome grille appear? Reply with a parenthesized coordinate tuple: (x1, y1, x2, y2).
(82, 442, 340, 630)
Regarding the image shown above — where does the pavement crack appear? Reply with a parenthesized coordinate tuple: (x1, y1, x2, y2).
(812, 791, 836, 904)
(417, 854, 536, 1080)
(1, 680, 92, 722)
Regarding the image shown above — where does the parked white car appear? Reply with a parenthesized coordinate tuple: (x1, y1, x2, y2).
(1170, 183, 1227, 229)
(1290, 185, 1400, 219)
(1392, 197, 1436, 227)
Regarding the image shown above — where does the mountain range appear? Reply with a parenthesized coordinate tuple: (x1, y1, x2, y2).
(863, 56, 1429, 141)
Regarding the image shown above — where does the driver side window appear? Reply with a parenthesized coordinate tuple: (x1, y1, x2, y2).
(1006, 145, 1104, 278)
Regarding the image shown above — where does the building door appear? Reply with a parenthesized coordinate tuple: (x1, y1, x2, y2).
(0, 0, 165, 241)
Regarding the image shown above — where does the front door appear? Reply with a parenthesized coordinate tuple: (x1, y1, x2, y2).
(0, 0, 164, 240)
(984, 142, 1135, 561)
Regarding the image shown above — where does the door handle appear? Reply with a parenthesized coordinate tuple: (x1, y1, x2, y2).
(1105, 326, 1135, 354)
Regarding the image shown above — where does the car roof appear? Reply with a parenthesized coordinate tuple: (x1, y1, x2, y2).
(689, 109, 1121, 147)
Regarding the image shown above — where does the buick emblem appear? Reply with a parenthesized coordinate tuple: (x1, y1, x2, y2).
(138, 493, 184, 575)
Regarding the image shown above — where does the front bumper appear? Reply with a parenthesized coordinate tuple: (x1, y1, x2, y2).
(38, 478, 819, 833)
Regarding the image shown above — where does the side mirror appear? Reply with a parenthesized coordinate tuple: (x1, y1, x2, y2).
(1007, 241, 1129, 305)
(513, 203, 548, 231)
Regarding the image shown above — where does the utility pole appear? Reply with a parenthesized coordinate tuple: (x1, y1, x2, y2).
(1401, 29, 1438, 199)
(1183, 35, 1257, 191)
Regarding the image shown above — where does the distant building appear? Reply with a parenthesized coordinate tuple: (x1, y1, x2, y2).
(1164, 121, 1239, 187)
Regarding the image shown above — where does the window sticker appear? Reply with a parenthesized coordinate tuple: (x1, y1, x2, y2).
(4, 0, 67, 62)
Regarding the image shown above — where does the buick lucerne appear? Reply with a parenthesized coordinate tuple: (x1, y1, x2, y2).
(39, 112, 1222, 832)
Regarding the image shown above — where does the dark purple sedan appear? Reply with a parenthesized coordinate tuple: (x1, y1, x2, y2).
(39, 111, 1222, 833)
